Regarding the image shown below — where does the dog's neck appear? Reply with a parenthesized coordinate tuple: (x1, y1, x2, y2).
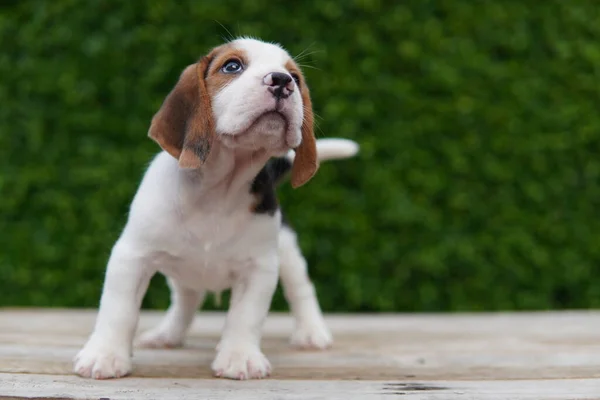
(178, 141, 273, 209)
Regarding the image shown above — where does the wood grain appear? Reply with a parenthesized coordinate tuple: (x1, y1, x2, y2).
(0, 309, 599, 399)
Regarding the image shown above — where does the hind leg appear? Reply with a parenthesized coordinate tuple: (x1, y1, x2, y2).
(278, 225, 332, 350)
(137, 277, 205, 348)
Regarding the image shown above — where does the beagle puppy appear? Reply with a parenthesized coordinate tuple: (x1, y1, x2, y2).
(73, 38, 359, 381)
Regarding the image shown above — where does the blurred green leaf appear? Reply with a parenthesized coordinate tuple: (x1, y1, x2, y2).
(1, 0, 599, 312)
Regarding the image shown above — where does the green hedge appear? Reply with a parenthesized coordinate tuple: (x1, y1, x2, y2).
(2, 0, 600, 312)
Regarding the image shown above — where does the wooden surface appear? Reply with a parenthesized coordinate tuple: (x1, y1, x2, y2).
(0, 309, 599, 399)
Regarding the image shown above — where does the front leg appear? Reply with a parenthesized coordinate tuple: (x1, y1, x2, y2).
(73, 241, 155, 379)
(211, 253, 278, 380)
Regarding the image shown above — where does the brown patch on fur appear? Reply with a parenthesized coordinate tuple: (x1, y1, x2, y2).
(249, 198, 260, 213)
(285, 60, 302, 86)
(148, 54, 216, 168)
(285, 60, 318, 188)
(205, 48, 248, 96)
(148, 44, 248, 168)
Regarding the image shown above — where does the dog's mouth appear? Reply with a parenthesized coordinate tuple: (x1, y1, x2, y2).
(221, 110, 289, 138)
(219, 110, 291, 151)
(250, 110, 288, 130)
(236, 111, 289, 137)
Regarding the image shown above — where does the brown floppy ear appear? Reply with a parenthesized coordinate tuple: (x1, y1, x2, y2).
(290, 83, 318, 188)
(148, 56, 215, 168)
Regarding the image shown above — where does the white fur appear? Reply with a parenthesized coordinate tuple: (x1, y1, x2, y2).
(278, 226, 333, 349)
(73, 38, 358, 381)
(287, 138, 360, 162)
(214, 38, 303, 152)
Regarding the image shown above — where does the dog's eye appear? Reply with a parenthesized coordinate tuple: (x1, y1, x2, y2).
(221, 60, 243, 74)
(291, 73, 300, 85)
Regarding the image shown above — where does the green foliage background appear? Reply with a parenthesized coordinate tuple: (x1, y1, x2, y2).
(1, 0, 599, 312)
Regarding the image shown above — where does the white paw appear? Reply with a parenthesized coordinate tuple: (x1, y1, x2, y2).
(290, 321, 333, 350)
(136, 326, 184, 349)
(211, 343, 271, 380)
(73, 339, 131, 379)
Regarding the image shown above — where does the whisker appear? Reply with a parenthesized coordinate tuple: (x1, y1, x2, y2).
(294, 50, 323, 62)
(314, 121, 325, 138)
(302, 107, 325, 136)
(302, 105, 324, 123)
(296, 63, 321, 71)
(294, 42, 315, 60)
(294, 42, 321, 61)
(214, 20, 235, 42)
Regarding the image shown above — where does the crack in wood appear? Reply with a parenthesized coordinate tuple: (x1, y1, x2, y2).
(382, 382, 448, 394)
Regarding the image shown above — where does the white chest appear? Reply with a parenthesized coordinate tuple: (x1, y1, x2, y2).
(144, 207, 280, 292)
(124, 151, 281, 293)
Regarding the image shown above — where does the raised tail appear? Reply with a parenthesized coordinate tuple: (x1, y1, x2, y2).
(286, 138, 360, 163)
(268, 138, 360, 186)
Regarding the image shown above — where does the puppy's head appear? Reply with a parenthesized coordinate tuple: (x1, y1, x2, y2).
(148, 38, 317, 188)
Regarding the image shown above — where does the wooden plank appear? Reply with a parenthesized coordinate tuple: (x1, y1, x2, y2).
(0, 309, 599, 399)
(1, 373, 600, 400)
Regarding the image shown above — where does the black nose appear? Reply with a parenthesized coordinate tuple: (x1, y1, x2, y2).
(269, 72, 292, 87)
(264, 72, 294, 99)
